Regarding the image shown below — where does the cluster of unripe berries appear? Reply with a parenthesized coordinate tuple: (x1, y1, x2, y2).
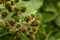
(0, 0, 40, 40)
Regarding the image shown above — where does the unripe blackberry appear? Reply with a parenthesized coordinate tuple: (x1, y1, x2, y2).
(20, 5, 27, 12)
(5, 1, 13, 12)
(14, 6, 20, 13)
(5, 1, 11, 9)
(8, 18, 16, 26)
(1, 9, 8, 18)
(30, 20, 40, 26)
(15, 0, 19, 3)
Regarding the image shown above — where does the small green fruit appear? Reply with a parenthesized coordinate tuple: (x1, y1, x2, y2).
(1, 9, 8, 18)
(5, 1, 14, 12)
(21, 5, 27, 12)
(5, 1, 11, 9)
(14, 6, 20, 13)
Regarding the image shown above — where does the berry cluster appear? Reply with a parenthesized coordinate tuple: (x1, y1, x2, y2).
(0, 0, 40, 40)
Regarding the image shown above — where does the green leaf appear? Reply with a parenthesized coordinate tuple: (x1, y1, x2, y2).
(48, 36, 55, 40)
(35, 32, 45, 40)
(48, 31, 60, 40)
(27, 0, 43, 10)
(23, 8, 36, 15)
(0, 32, 8, 38)
(42, 12, 56, 23)
(38, 23, 46, 35)
(17, 0, 43, 10)
(35, 32, 40, 40)
(55, 15, 60, 27)
(36, 13, 43, 21)
(45, 3, 56, 12)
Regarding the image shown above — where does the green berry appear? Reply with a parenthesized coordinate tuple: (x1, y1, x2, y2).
(1, 9, 8, 18)
(14, 6, 20, 13)
(5, 1, 11, 9)
(21, 5, 27, 12)
(5, 1, 14, 12)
